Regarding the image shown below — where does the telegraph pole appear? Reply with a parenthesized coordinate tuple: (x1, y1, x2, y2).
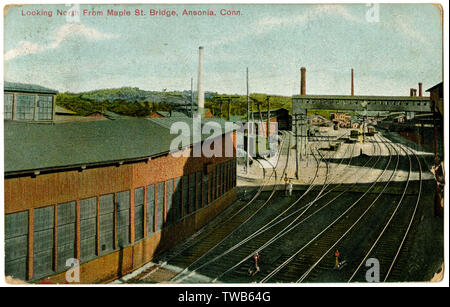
(266, 96, 270, 139)
(190, 77, 194, 117)
(246, 67, 250, 175)
(295, 114, 299, 179)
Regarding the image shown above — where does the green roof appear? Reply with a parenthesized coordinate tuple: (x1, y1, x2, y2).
(4, 118, 235, 174)
(55, 105, 78, 115)
(4, 81, 58, 94)
(155, 111, 189, 118)
(103, 110, 130, 119)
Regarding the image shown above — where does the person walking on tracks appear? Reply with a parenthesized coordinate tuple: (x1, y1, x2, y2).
(335, 250, 340, 268)
(249, 252, 260, 276)
(284, 175, 289, 196)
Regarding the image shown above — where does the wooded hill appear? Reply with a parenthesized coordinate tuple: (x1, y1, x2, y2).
(56, 87, 293, 118)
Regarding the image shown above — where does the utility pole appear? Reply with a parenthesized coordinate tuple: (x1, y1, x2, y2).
(295, 114, 299, 179)
(266, 96, 270, 139)
(190, 77, 194, 117)
(246, 67, 250, 175)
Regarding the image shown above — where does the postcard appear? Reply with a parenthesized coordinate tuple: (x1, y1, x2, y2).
(2, 2, 446, 291)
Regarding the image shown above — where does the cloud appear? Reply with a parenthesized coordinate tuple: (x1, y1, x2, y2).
(209, 5, 362, 47)
(5, 23, 120, 61)
(392, 17, 427, 43)
(255, 4, 362, 29)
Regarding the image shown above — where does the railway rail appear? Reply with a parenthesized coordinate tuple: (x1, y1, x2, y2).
(130, 130, 425, 284)
(171, 131, 369, 283)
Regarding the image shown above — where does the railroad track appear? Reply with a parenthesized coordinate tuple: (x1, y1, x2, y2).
(127, 132, 290, 283)
(170, 132, 371, 283)
(166, 131, 336, 283)
(168, 131, 293, 282)
(345, 140, 423, 282)
(257, 133, 398, 283)
(258, 136, 423, 284)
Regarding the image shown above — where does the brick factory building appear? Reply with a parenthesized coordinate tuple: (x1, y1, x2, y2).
(4, 83, 238, 283)
(330, 112, 351, 128)
(248, 108, 291, 137)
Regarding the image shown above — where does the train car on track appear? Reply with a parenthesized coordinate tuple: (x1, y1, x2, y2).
(366, 125, 376, 136)
(350, 129, 359, 139)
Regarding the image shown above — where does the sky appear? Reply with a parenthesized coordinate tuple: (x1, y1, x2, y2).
(3, 3, 443, 96)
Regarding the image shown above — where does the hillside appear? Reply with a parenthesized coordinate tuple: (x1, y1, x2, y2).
(56, 86, 293, 118)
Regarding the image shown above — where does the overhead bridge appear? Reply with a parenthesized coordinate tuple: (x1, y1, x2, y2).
(292, 95, 431, 159)
(293, 95, 430, 113)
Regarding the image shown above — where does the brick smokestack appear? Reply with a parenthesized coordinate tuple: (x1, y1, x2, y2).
(351, 68, 354, 96)
(197, 46, 204, 115)
(418, 82, 423, 97)
(410, 88, 414, 96)
(300, 67, 306, 96)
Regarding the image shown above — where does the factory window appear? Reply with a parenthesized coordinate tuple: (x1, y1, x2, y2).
(134, 188, 145, 242)
(226, 161, 230, 191)
(99, 194, 115, 254)
(231, 159, 236, 188)
(229, 160, 233, 190)
(211, 167, 216, 201)
(165, 179, 174, 227)
(37, 95, 53, 120)
(196, 172, 202, 210)
(5, 211, 28, 280)
(156, 182, 165, 232)
(202, 173, 209, 208)
(116, 191, 130, 248)
(146, 185, 155, 235)
(217, 165, 222, 197)
(222, 163, 226, 195)
(183, 175, 189, 216)
(189, 173, 196, 213)
(16, 94, 35, 120)
(174, 177, 182, 222)
(33, 205, 54, 279)
(216, 166, 220, 199)
(4, 93, 13, 120)
(225, 161, 230, 192)
(80, 197, 97, 262)
(208, 169, 213, 202)
(57, 201, 76, 271)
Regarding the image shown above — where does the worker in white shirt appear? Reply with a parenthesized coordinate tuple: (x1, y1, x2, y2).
(288, 179, 293, 197)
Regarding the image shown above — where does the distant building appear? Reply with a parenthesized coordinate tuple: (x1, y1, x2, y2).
(427, 82, 443, 117)
(308, 114, 327, 126)
(174, 105, 213, 118)
(248, 108, 291, 135)
(330, 112, 351, 128)
(426, 81, 444, 159)
(4, 81, 57, 121)
(148, 110, 189, 118)
(85, 112, 108, 120)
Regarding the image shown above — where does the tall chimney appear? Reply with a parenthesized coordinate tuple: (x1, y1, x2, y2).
(418, 83, 423, 97)
(410, 88, 414, 96)
(197, 46, 204, 116)
(300, 67, 306, 96)
(351, 68, 354, 96)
